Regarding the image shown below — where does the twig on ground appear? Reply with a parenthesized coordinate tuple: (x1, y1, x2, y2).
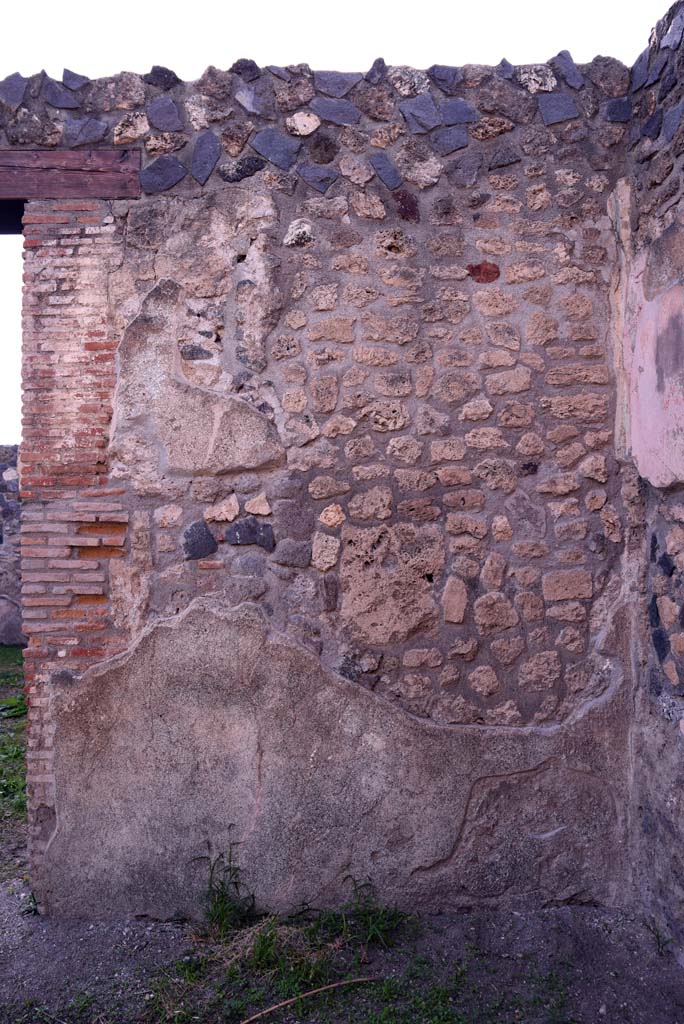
(239, 975, 381, 1023)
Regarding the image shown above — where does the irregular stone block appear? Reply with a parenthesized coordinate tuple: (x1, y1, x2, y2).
(143, 65, 182, 90)
(230, 58, 261, 81)
(226, 516, 276, 552)
(272, 539, 312, 567)
(251, 127, 302, 169)
(630, 49, 650, 92)
(441, 98, 479, 124)
(191, 130, 221, 185)
(537, 92, 579, 126)
(43, 79, 81, 109)
(0, 72, 27, 112)
(183, 520, 219, 560)
(399, 92, 442, 133)
(365, 58, 387, 84)
(314, 71, 362, 97)
(140, 155, 187, 193)
(550, 50, 584, 89)
(427, 64, 463, 95)
(309, 96, 361, 125)
(64, 117, 108, 147)
(62, 68, 90, 90)
(298, 163, 339, 193)
(370, 152, 402, 190)
(431, 126, 469, 156)
(219, 155, 266, 182)
(605, 98, 632, 123)
(148, 95, 183, 131)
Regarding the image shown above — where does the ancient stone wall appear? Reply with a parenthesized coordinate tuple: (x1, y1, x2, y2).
(0, 445, 22, 645)
(613, 1, 684, 949)
(4, 4, 684, 924)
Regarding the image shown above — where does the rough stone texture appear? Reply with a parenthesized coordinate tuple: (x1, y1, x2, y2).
(10, 6, 684, 938)
(0, 446, 22, 646)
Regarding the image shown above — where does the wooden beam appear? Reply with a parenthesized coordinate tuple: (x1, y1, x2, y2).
(0, 150, 141, 199)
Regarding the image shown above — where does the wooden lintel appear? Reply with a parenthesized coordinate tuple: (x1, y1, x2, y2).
(0, 150, 142, 199)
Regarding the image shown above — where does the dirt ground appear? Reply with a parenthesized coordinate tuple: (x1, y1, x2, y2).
(1, 646, 684, 1024)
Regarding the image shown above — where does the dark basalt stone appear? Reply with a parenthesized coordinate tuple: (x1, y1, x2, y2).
(314, 71, 363, 97)
(441, 98, 479, 125)
(226, 516, 276, 552)
(143, 65, 182, 90)
(235, 84, 263, 116)
(147, 95, 183, 131)
(183, 520, 218, 560)
(664, 101, 683, 142)
(219, 155, 267, 182)
(394, 189, 420, 223)
(179, 343, 213, 360)
(365, 58, 387, 84)
(652, 627, 670, 663)
(309, 96, 361, 125)
(426, 64, 463, 95)
(649, 594, 661, 628)
(605, 98, 632, 123)
(658, 552, 676, 577)
(537, 92, 579, 126)
(267, 65, 291, 81)
(272, 539, 312, 567)
(661, 10, 684, 49)
(43, 79, 81, 109)
(642, 108, 663, 141)
(140, 155, 188, 194)
(308, 133, 339, 164)
(497, 59, 515, 80)
(191, 130, 222, 185)
(399, 92, 442, 134)
(489, 143, 520, 168)
(646, 54, 668, 88)
(251, 128, 301, 170)
(631, 49, 650, 92)
(431, 125, 469, 156)
(658, 71, 677, 102)
(64, 117, 108, 147)
(447, 151, 483, 187)
(231, 58, 261, 81)
(62, 68, 90, 91)
(370, 151, 402, 190)
(298, 163, 339, 193)
(0, 73, 28, 112)
(551, 50, 584, 90)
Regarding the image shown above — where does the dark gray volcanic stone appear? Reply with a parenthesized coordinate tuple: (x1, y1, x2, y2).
(646, 54, 668, 87)
(309, 96, 361, 125)
(631, 49, 650, 92)
(605, 98, 632, 123)
(226, 516, 276, 552)
(365, 58, 387, 84)
(62, 69, 90, 91)
(267, 66, 291, 81)
(143, 66, 182, 90)
(497, 59, 515, 80)
(219, 155, 267, 182)
(251, 128, 301, 170)
(370, 152, 402, 190)
(147, 95, 183, 131)
(664, 101, 683, 142)
(43, 79, 81, 109)
(431, 126, 469, 156)
(489, 143, 521, 168)
(447, 151, 483, 187)
(551, 50, 584, 90)
(441, 98, 479, 125)
(298, 163, 339, 193)
(183, 521, 218, 560)
(399, 92, 442, 134)
(272, 540, 312, 567)
(140, 155, 188, 193)
(64, 117, 108, 147)
(642, 108, 663, 141)
(191, 131, 222, 185)
(0, 73, 27, 111)
(537, 92, 579, 126)
(427, 64, 463, 95)
(231, 59, 261, 81)
(314, 71, 363, 97)
(661, 10, 684, 49)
